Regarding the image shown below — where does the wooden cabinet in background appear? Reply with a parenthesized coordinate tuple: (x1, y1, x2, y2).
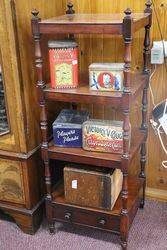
(0, 0, 43, 234)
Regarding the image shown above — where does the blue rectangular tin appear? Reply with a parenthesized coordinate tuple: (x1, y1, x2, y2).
(53, 109, 89, 147)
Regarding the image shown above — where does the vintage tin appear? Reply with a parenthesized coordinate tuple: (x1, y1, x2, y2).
(83, 119, 124, 154)
(64, 164, 123, 210)
(48, 40, 78, 89)
(89, 63, 124, 91)
(53, 109, 89, 148)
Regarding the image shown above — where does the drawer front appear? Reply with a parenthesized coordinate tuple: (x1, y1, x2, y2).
(53, 204, 120, 233)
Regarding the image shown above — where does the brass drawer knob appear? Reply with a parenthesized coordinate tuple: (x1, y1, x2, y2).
(99, 219, 106, 226)
(65, 212, 72, 220)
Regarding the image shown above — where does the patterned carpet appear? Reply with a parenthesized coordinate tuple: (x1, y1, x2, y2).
(0, 200, 167, 250)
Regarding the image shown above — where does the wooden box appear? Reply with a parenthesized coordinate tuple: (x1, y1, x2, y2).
(64, 165, 123, 210)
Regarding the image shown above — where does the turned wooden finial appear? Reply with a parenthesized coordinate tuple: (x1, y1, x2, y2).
(145, 0, 152, 13)
(31, 9, 39, 19)
(145, 0, 152, 9)
(124, 8, 132, 16)
(66, 2, 75, 14)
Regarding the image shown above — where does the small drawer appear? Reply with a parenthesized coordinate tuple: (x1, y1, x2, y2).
(53, 204, 120, 233)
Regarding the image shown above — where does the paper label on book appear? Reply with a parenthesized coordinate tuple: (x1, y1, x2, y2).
(72, 180, 77, 189)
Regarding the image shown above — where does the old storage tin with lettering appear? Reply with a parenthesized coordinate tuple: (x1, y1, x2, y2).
(89, 63, 124, 91)
(82, 119, 124, 154)
(64, 164, 123, 210)
(53, 109, 89, 147)
(48, 40, 78, 89)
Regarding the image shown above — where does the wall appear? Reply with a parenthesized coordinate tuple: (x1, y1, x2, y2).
(14, 0, 167, 200)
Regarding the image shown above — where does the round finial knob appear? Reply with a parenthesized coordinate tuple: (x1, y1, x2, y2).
(66, 2, 75, 14)
(145, 0, 152, 8)
(31, 9, 39, 18)
(124, 8, 132, 16)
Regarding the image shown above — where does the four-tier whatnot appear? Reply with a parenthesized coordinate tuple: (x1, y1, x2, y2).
(31, 1, 152, 249)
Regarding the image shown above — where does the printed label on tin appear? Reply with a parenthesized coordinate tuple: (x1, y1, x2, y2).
(55, 63, 72, 86)
(83, 123, 123, 153)
(89, 70, 123, 91)
(72, 180, 77, 189)
(49, 48, 78, 89)
(56, 129, 80, 144)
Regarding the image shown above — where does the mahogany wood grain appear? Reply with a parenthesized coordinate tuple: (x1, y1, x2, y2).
(44, 73, 149, 107)
(39, 13, 149, 35)
(40, 24, 122, 35)
(39, 13, 150, 35)
(121, 8, 133, 249)
(48, 177, 143, 234)
(31, 9, 53, 232)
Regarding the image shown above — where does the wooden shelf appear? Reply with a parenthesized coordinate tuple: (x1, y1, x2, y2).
(48, 128, 145, 168)
(52, 177, 142, 214)
(39, 13, 151, 35)
(50, 177, 143, 232)
(44, 73, 149, 107)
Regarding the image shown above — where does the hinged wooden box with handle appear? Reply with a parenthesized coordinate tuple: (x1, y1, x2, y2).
(64, 165, 123, 210)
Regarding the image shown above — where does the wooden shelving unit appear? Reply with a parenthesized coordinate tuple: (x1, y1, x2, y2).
(31, 1, 152, 249)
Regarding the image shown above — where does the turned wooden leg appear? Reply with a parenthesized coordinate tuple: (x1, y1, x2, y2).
(139, 142, 147, 209)
(121, 241, 128, 250)
(120, 171, 129, 250)
(49, 221, 55, 234)
(120, 8, 132, 250)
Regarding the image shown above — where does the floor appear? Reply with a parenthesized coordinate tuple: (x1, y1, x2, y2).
(0, 200, 167, 250)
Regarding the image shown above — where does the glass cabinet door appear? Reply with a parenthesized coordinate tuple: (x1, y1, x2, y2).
(0, 64, 9, 135)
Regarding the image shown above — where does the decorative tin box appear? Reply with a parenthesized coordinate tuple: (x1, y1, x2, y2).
(48, 40, 78, 89)
(89, 63, 124, 91)
(83, 119, 124, 154)
(64, 164, 123, 210)
(53, 109, 89, 148)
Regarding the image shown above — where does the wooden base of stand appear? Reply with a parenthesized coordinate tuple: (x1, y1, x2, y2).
(0, 199, 44, 235)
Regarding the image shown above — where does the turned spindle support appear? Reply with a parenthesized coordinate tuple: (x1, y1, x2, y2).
(31, 9, 54, 233)
(120, 8, 132, 250)
(66, 3, 77, 110)
(143, 1, 152, 74)
(140, 0, 152, 208)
